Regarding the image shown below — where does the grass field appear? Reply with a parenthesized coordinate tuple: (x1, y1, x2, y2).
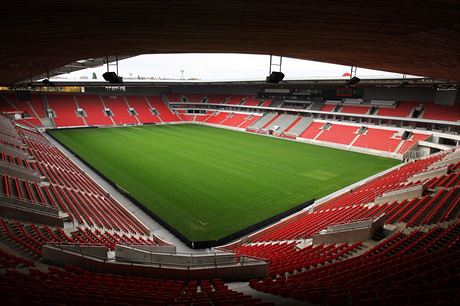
(49, 124, 400, 241)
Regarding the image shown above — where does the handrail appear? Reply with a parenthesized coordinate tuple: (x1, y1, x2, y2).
(117, 243, 233, 257)
(44, 242, 267, 269)
(168, 101, 460, 127)
(0, 159, 40, 176)
(327, 213, 386, 228)
(0, 192, 56, 210)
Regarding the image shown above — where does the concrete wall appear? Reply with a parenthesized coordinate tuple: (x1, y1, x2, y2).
(123, 244, 177, 254)
(0, 199, 63, 226)
(430, 156, 460, 169)
(115, 245, 238, 266)
(374, 185, 425, 204)
(312, 214, 386, 244)
(42, 244, 268, 281)
(0, 143, 30, 159)
(408, 167, 448, 183)
(58, 244, 108, 259)
(313, 226, 373, 244)
(0, 161, 44, 183)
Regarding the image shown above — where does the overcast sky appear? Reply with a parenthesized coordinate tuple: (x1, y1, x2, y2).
(56, 53, 416, 81)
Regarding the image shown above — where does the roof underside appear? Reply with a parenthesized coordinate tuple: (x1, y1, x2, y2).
(2, 0, 459, 85)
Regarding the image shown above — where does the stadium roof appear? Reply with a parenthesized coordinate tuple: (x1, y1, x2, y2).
(2, 0, 459, 85)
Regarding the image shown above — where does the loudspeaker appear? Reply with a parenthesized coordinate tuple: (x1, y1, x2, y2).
(266, 71, 285, 83)
(345, 76, 360, 86)
(102, 72, 123, 84)
(42, 79, 54, 86)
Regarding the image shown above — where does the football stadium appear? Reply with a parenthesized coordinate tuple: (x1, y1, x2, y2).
(1, 1, 459, 305)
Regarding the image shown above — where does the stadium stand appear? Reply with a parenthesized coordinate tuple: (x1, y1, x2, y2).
(259, 100, 273, 107)
(422, 102, 460, 122)
(260, 114, 280, 130)
(206, 95, 228, 104)
(242, 97, 261, 106)
(185, 94, 205, 103)
(377, 101, 421, 118)
(194, 111, 215, 122)
(125, 95, 161, 123)
(146, 96, 181, 122)
(239, 114, 263, 129)
(1, 124, 153, 238)
(206, 112, 230, 124)
(262, 114, 298, 134)
(298, 122, 324, 139)
(283, 117, 314, 137)
(1, 91, 460, 304)
(30, 94, 47, 118)
(0, 259, 273, 306)
(165, 94, 184, 103)
(1, 0, 460, 301)
(101, 96, 138, 125)
(220, 113, 249, 127)
(247, 113, 277, 131)
(226, 96, 244, 105)
(75, 95, 113, 126)
(1, 94, 455, 163)
(249, 224, 459, 305)
(245, 150, 455, 242)
(397, 133, 430, 154)
(352, 128, 401, 152)
(0, 95, 17, 113)
(320, 104, 336, 112)
(316, 124, 359, 145)
(1, 94, 40, 121)
(46, 95, 85, 127)
(282, 116, 303, 134)
(223, 146, 460, 304)
(340, 105, 370, 114)
(176, 109, 195, 121)
(232, 241, 364, 277)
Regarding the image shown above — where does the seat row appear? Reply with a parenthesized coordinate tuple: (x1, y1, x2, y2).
(250, 224, 460, 305)
(233, 241, 363, 277)
(0, 258, 273, 306)
(252, 150, 458, 242)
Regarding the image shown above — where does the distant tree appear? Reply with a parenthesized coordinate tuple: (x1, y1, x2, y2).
(92, 72, 97, 79)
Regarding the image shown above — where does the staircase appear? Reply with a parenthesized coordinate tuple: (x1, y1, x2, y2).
(261, 114, 280, 130)
(73, 96, 88, 126)
(123, 97, 141, 124)
(371, 228, 390, 242)
(27, 101, 41, 118)
(41, 95, 55, 128)
(99, 96, 116, 126)
(160, 93, 171, 107)
(349, 133, 362, 147)
(40, 118, 54, 129)
(282, 116, 303, 135)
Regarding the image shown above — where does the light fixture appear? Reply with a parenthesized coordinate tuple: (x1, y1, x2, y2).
(266, 71, 285, 84)
(102, 72, 123, 84)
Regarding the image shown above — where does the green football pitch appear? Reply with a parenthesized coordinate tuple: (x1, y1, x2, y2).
(49, 124, 399, 241)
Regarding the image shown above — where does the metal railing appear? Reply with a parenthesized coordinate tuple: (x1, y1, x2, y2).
(0, 193, 58, 214)
(45, 242, 266, 270)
